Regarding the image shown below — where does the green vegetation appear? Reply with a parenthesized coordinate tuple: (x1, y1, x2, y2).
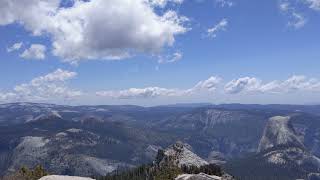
(2, 165, 48, 180)
(98, 163, 223, 180)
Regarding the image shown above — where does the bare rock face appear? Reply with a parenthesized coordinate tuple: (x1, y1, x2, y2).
(155, 142, 234, 180)
(175, 173, 221, 180)
(158, 141, 209, 168)
(28, 111, 63, 123)
(7, 131, 130, 177)
(262, 147, 320, 166)
(145, 145, 162, 160)
(39, 175, 95, 180)
(9, 136, 49, 172)
(175, 173, 234, 180)
(258, 116, 304, 152)
(163, 109, 259, 130)
(257, 116, 320, 173)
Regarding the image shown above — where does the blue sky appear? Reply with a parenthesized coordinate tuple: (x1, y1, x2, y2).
(0, 0, 320, 106)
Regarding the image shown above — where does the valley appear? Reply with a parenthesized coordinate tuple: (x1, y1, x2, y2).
(0, 103, 319, 179)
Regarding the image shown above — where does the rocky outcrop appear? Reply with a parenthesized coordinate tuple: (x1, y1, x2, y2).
(9, 136, 49, 173)
(175, 173, 221, 180)
(158, 141, 209, 168)
(175, 173, 234, 180)
(155, 142, 234, 180)
(161, 109, 260, 130)
(257, 116, 320, 174)
(258, 116, 304, 152)
(39, 175, 94, 180)
(7, 131, 130, 177)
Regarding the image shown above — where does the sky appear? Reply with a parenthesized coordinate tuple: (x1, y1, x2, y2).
(0, 0, 320, 106)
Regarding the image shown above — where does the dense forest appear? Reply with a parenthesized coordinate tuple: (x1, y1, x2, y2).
(1, 165, 48, 180)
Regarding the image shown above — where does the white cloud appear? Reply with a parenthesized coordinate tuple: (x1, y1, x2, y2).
(149, 0, 184, 7)
(0, 0, 188, 63)
(215, 0, 234, 7)
(158, 51, 183, 63)
(7, 42, 23, 52)
(2, 73, 320, 103)
(303, 0, 320, 10)
(225, 75, 320, 94)
(279, 0, 307, 29)
(279, 0, 320, 28)
(0, 92, 17, 102)
(289, 12, 307, 29)
(20, 44, 46, 60)
(0, 0, 60, 33)
(207, 18, 228, 38)
(224, 77, 262, 94)
(96, 87, 186, 99)
(193, 76, 222, 91)
(0, 69, 81, 103)
(280, 1, 290, 11)
(96, 76, 221, 99)
(169, 52, 183, 63)
(260, 75, 320, 93)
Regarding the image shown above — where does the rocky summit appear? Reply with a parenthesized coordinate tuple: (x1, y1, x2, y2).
(258, 116, 305, 152)
(175, 173, 222, 180)
(159, 141, 209, 168)
(258, 116, 320, 169)
(39, 175, 95, 180)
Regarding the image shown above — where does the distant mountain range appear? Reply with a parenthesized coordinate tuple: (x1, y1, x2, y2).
(0, 103, 319, 179)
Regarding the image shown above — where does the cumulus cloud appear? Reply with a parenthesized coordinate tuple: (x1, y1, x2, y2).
(0, 0, 60, 32)
(0, 0, 188, 63)
(225, 75, 320, 94)
(260, 75, 320, 93)
(207, 18, 228, 38)
(96, 76, 222, 99)
(7, 42, 23, 52)
(2, 73, 320, 103)
(193, 76, 222, 91)
(0, 69, 81, 103)
(20, 44, 46, 60)
(224, 77, 262, 94)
